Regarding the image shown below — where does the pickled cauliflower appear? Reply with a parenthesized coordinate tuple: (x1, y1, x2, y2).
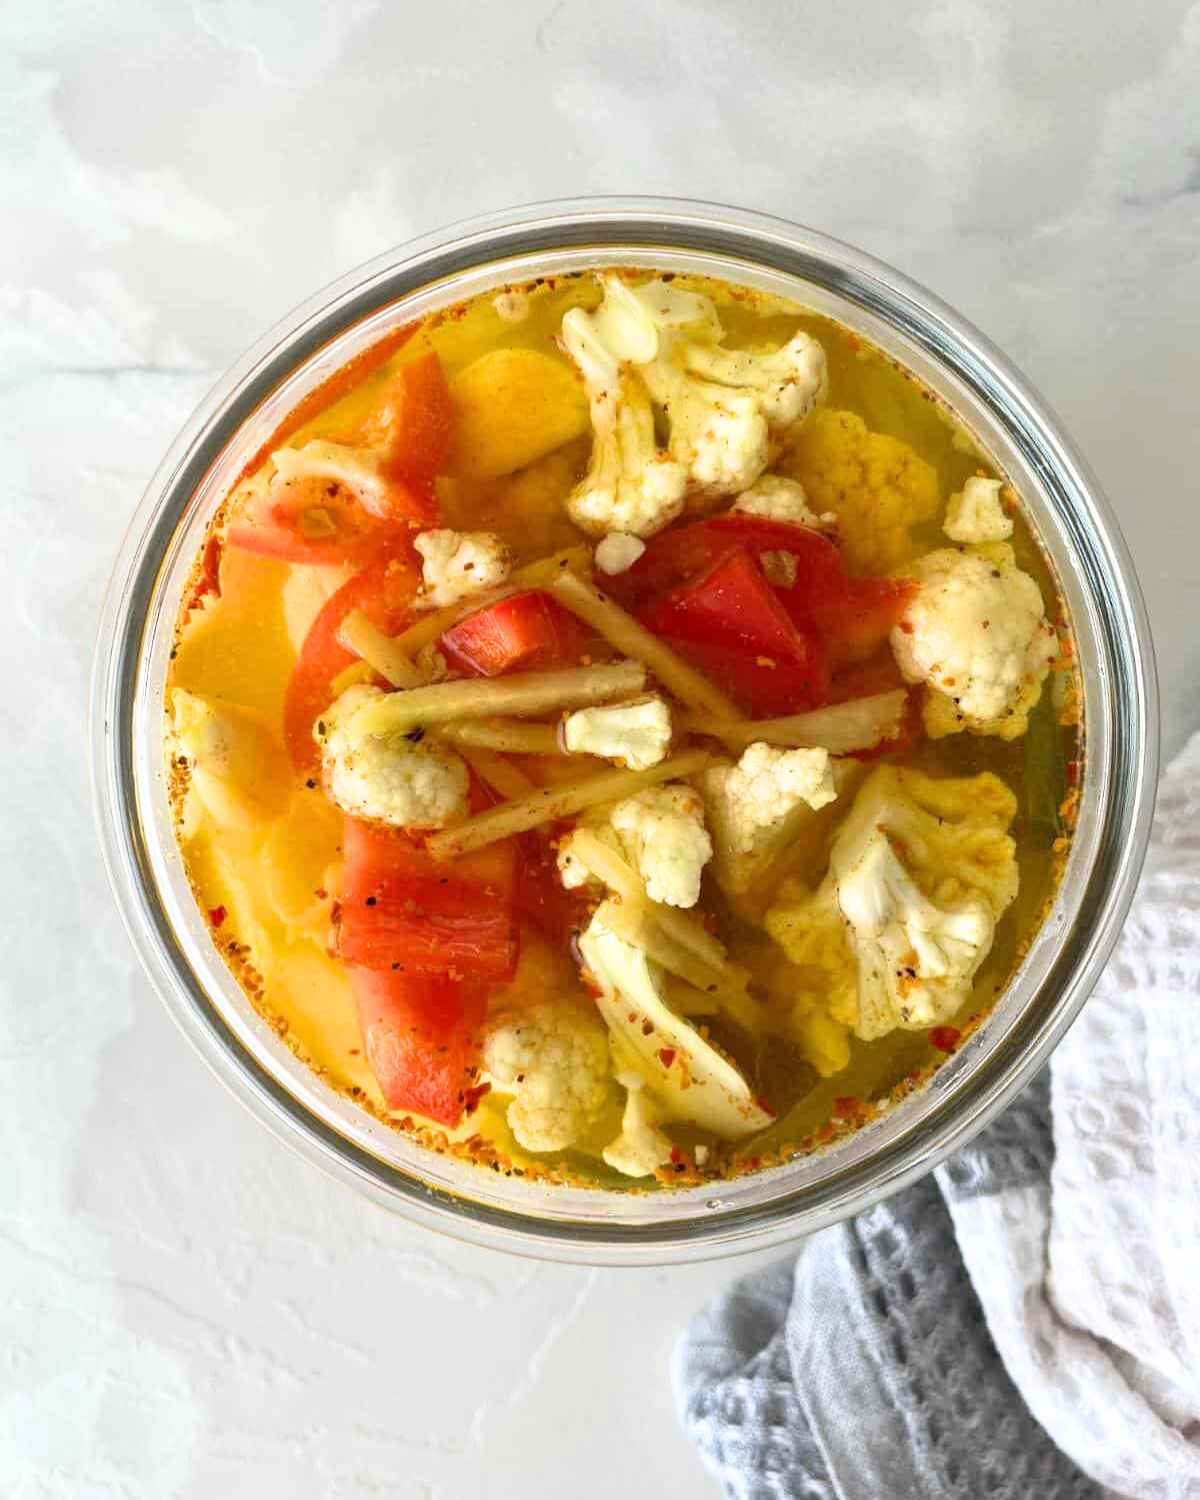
(560, 305, 687, 538)
(703, 744, 837, 860)
(562, 695, 673, 770)
(316, 684, 469, 828)
(609, 784, 713, 908)
(594, 531, 647, 574)
(732, 473, 832, 529)
(481, 1002, 612, 1153)
(765, 766, 1018, 1041)
(943, 476, 1012, 544)
(563, 274, 827, 511)
(603, 1077, 673, 1179)
(784, 408, 939, 573)
(414, 529, 513, 608)
(890, 547, 1057, 739)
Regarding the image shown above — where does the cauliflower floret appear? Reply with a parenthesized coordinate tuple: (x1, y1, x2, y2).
(641, 355, 770, 500)
(170, 688, 289, 830)
(603, 1079, 673, 1179)
(594, 531, 647, 574)
(560, 306, 687, 538)
(702, 744, 837, 861)
(765, 766, 1018, 1040)
(783, 408, 940, 573)
(562, 695, 672, 770)
(609, 784, 713, 908)
(677, 329, 827, 437)
(491, 290, 530, 323)
(890, 547, 1058, 739)
(271, 439, 391, 517)
(481, 1002, 612, 1153)
(733, 474, 835, 585)
(566, 275, 828, 508)
(943, 476, 1013, 544)
(317, 684, 468, 828)
(414, 529, 513, 609)
(732, 473, 833, 529)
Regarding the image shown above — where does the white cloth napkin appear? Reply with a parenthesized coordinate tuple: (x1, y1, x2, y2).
(949, 728, 1200, 1497)
(676, 730, 1200, 1499)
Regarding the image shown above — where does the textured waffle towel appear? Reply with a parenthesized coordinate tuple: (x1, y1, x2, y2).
(674, 731, 1200, 1500)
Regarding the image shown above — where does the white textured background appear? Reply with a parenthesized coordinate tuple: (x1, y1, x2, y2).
(3, 2, 1198, 1495)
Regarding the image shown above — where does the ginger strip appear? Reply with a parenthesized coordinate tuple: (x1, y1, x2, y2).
(549, 571, 740, 721)
(425, 750, 710, 861)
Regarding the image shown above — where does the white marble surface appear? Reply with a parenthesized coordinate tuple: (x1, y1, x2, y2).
(3, 2, 1198, 1494)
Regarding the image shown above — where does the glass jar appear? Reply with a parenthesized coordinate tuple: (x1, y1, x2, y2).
(91, 198, 1158, 1265)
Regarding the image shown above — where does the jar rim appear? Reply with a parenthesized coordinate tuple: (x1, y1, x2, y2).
(90, 196, 1158, 1265)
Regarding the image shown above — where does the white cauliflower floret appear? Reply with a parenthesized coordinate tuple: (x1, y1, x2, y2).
(702, 744, 837, 860)
(560, 307, 687, 538)
(317, 684, 468, 828)
(641, 355, 769, 499)
(594, 531, 647, 575)
(732, 473, 833, 529)
(609, 784, 713, 909)
(562, 695, 672, 770)
(603, 1079, 673, 1179)
(836, 829, 996, 1038)
(564, 274, 828, 509)
(890, 548, 1057, 739)
(765, 766, 1019, 1041)
(271, 439, 391, 517)
(414, 529, 513, 609)
(733, 474, 835, 586)
(943, 476, 1013, 544)
(678, 329, 827, 436)
(481, 1002, 611, 1153)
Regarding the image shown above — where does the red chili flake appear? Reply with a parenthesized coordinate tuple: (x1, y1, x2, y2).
(755, 1095, 775, 1117)
(929, 1026, 962, 1053)
(1065, 760, 1081, 786)
(669, 1146, 685, 1165)
(207, 905, 227, 929)
(832, 1095, 862, 1120)
(657, 1047, 677, 1069)
(463, 1082, 491, 1116)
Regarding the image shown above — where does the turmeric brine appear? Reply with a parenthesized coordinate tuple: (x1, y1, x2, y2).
(167, 270, 1076, 1187)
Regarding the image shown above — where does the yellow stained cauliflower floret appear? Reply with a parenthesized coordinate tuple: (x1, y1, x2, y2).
(481, 1001, 612, 1154)
(765, 766, 1018, 1042)
(891, 547, 1058, 740)
(783, 408, 939, 574)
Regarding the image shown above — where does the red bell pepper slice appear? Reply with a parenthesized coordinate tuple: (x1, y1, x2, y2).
(639, 548, 829, 715)
(227, 480, 418, 568)
(349, 965, 488, 1126)
(283, 553, 420, 771)
(338, 817, 519, 982)
(365, 352, 456, 482)
(440, 590, 591, 677)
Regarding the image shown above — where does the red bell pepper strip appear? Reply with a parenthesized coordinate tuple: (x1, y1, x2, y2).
(349, 965, 488, 1127)
(283, 553, 420, 771)
(338, 817, 519, 982)
(638, 548, 829, 715)
(365, 352, 457, 483)
(440, 590, 592, 677)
